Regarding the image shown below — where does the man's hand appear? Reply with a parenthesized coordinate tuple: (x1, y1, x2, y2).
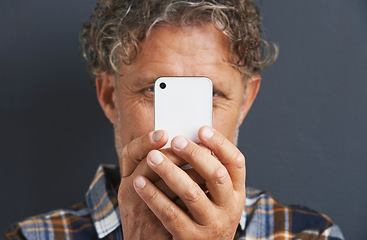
(118, 130, 172, 239)
(117, 130, 205, 239)
(134, 126, 246, 240)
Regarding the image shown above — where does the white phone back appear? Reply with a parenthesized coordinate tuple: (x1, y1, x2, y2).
(154, 77, 213, 148)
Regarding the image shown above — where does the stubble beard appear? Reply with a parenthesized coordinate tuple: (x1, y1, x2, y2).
(114, 94, 124, 160)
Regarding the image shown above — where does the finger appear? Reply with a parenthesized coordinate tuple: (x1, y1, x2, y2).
(155, 181, 189, 211)
(124, 147, 193, 209)
(134, 175, 194, 238)
(121, 130, 168, 177)
(132, 148, 188, 184)
(122, 147, 191, 209)
(147, 150, 215, 224)
(155, 180, 177, 200)
(171, 136, 234, 207)
(185, 168, 206, 186)
(160, 148, 187, 167)
(155, 169, 205, 201)
(198, 126, 246, 192)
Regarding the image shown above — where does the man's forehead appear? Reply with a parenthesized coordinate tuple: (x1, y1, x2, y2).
(114, 24, 243, 90)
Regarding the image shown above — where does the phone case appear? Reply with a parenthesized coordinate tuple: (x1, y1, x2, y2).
(154, 77, 213, 148)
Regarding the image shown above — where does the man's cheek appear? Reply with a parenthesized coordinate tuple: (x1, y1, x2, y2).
(213, 112, 236, 135)
(122, 112, 154, 141)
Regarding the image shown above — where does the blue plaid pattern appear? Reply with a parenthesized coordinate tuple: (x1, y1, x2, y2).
(4, 165, 344, 239)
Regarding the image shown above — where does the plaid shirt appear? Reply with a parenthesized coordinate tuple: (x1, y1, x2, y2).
(4, 165, 344, 240)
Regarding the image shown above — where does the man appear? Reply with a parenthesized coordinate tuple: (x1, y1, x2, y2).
(5, 0, 344, 239)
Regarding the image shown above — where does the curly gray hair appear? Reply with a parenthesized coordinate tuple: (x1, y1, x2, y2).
(80, 0, 278, 81)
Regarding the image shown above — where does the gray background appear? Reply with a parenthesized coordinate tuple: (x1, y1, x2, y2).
(1, 0, 366, 239)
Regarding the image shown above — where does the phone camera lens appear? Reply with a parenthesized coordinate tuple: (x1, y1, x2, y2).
(160, 82, 166, 89)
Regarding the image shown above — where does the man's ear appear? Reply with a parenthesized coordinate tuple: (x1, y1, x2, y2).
(238, 74, 261, 126)
(96, 74, 116, 124)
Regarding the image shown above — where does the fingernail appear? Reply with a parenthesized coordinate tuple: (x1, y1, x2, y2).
(202, 127, 214, 140)
(135, 177, 146, 189)
(152, 130, 163, 142)
(172, 136, 188, 150)
(149, 150, 163, 165)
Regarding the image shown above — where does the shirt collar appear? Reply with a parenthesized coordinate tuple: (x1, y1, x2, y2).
(85, 165, 121, 239)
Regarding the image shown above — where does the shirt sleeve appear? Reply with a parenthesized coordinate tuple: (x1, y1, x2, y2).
(320, 224, 345, 240)
(3, 224, 27, 240)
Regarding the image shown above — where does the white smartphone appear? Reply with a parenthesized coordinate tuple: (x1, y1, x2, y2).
(154, 77, 213, 148)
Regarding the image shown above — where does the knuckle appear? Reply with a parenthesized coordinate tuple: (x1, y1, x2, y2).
(232, 151, 245, 169)
(162, 203, 178, 221)
(215, 167, 229, 184)
(184, 184, 202, 203)
(122, 143, 135, 160)
(213, 136, 226, 157)
(189, 146, 202, 161)
(214, 133, 225, 147)
(121, 145, 129, 159)
(122, 135, 149, 161)
(162, 163, 175, 177)
(147, 189, 160, 201)
(140, 133, 149, 146)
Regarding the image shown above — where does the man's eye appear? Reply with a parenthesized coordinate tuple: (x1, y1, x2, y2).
(213, 91, 219, 97)
(147, 86, 155, 92)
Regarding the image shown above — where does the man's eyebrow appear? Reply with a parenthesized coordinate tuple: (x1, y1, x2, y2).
(135, 77, 157, 87)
